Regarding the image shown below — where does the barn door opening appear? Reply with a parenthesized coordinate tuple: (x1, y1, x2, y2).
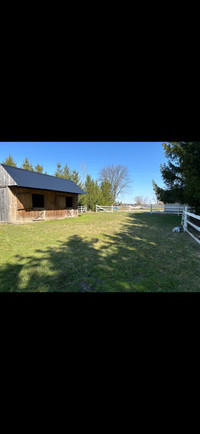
(32, 194, 44, 208)
(32, 194, 45, 221)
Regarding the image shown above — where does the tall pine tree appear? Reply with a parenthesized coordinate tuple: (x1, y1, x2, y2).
(34, 163, 43, 173)
(2, 155, 17, 166)
(153, 142, 200, 214)
(99, 180, 113, 205)
(21, 157, 33, 171)
(55, 163, 85, 206)
(55, 163, 71, 179)
(83, 175, 100, 211)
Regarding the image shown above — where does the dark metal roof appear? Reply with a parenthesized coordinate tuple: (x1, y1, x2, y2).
(1, 164, 85, 194)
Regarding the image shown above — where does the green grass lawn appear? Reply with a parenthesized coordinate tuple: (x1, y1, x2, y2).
(0, 212, 200, 292)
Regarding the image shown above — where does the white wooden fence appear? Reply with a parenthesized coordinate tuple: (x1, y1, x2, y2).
(129, 204, 164, 213)
(96, 204, 185, 215)
(78, 205, 87, 213)
(129, 204, 187, 215)
(182, 206, 200, 245)
(164, 205, 185, 215)
(96, 205, 114, 213)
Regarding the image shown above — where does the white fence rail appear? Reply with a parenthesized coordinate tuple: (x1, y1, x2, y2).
(130, 205, 186, 215)
(78, 205, 87, 213)
(129, 204, 164, 213)
(96, 205, 114, 213)
(96, 204, 185, 215)
(164, 205, 185, 215)
(183, 206, 200, 245)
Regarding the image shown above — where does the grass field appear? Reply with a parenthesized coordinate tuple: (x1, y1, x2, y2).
(0, 212, 200, 292)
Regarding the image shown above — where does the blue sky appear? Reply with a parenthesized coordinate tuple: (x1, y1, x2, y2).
(0, 142, 168, 203)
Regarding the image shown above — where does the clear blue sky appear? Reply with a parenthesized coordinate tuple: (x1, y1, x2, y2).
(0, 142, 168, 203)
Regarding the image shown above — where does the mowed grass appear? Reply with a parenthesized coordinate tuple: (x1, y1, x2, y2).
(0, 212, 200, 292)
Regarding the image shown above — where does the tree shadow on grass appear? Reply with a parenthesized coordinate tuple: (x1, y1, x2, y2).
(0, 264, 24, 292)
(0, 213, 196, 292)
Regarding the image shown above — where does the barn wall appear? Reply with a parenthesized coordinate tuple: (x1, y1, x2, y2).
(9, 187, 79, 222)
(0, 187, 9, 222)
(8, 187, 17, 222)
(0, 164, 17, 187)
(0, 165, 17, 222)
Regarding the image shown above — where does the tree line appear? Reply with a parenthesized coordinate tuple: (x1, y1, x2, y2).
(2, 155, 45, 173)
(1, 155, 130, 211)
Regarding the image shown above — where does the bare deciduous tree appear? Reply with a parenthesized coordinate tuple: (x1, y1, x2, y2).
(80, 162, 87, 184)
(134, 196, 143, 205)
(134, 196, 151, 205)
(99, 164, 131, 203)
(143, 196, 150, 205)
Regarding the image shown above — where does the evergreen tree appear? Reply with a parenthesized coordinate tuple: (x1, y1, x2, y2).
(78, 193, 85, 207)
(71, 169, 81, 185)
(94, 180, 101, 208)
(153, 142, 200, 214)
(76, 170, 86, 207)
(55, 163, 85, 206)
(34, 163, 43, 173)
(84, 175, 93, 210)
(63, 164, 71, 179)
(83, 176, 111, 211)
(55, 163, 71, 179)
(2, 155, 17, 167)
(83, 175, 98, 211)
(21, 157, 33, 171)
(55, 163, 63, 178)
(99, 180, 113, 205)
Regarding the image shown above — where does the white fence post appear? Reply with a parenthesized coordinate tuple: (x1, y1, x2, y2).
(150, 204, 152, 214)
(78, 205, 87, 214)
(96, 205, 97, 213)
(183, 205, 188, 231)
(112, 205, 113, 213)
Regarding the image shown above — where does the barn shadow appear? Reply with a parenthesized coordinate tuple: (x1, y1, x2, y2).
(0, 213, 182, 292)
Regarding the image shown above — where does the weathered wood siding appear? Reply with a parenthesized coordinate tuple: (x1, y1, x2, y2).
(9, 187, 79, 222)
(0, 187, 9, 222)
(0, 165, 17, 222)
(0, 164, 17, 187)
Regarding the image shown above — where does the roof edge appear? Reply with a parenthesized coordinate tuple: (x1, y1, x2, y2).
(1, 164, 85, 194)
(9, 185, 86, 194)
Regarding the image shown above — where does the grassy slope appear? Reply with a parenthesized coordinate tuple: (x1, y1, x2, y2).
(0, 212, 200, 292)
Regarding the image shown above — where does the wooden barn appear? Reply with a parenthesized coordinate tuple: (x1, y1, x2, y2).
(0, 164, 85, 223)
